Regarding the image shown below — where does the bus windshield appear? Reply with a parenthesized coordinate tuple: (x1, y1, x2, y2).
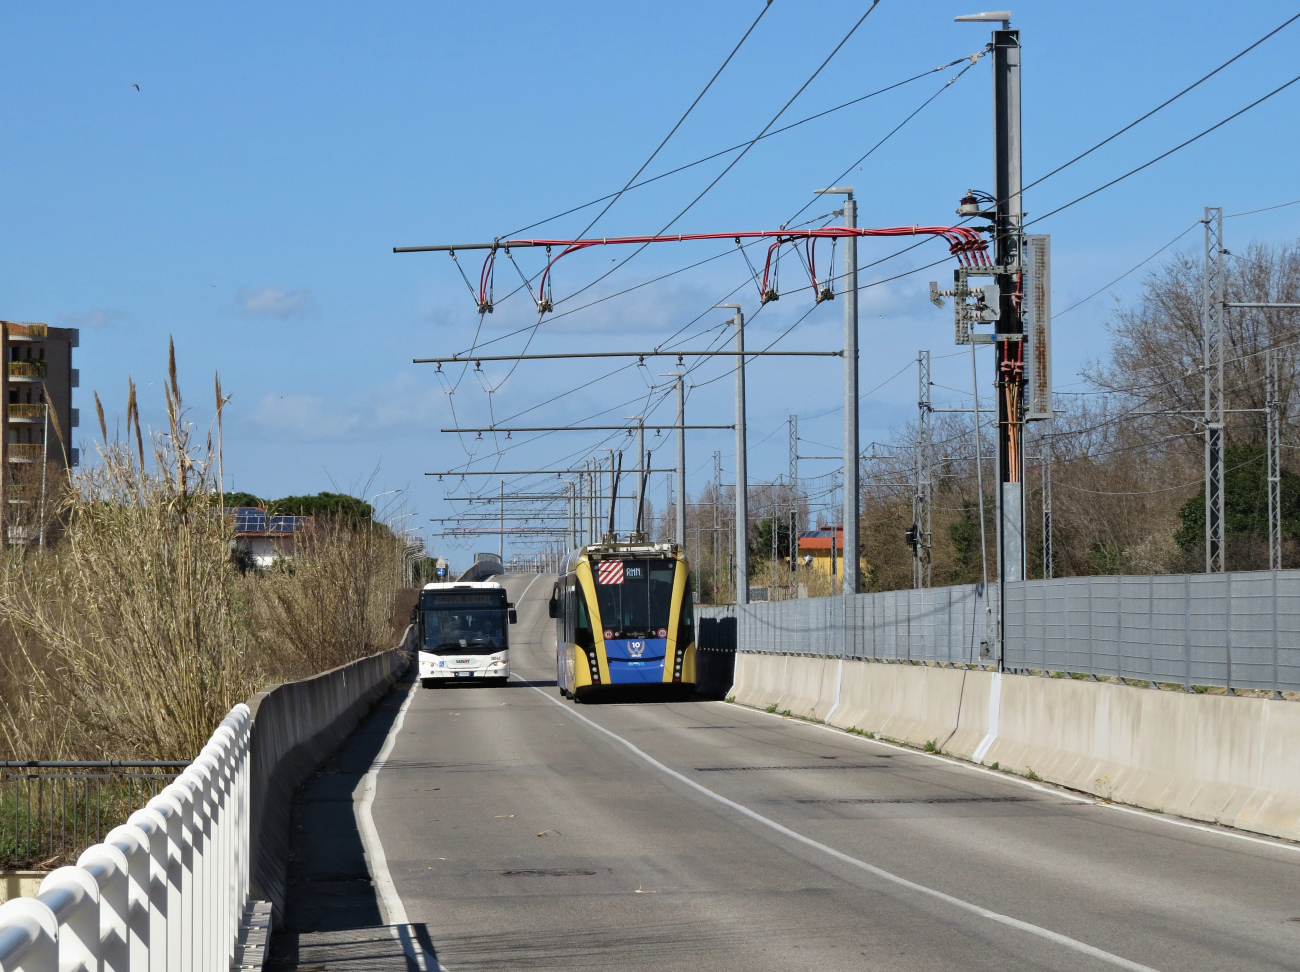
(420, 590, 508, 655)
(592, 558, 676, 638)
(422, 608, 507, 654)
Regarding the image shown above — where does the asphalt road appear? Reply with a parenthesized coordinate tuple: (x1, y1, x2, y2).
(281, 572, 1300, 972)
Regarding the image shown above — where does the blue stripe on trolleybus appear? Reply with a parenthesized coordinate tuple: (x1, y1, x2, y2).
(604, 639, 667, 683)
(606, 658, 667, 683)
(603, 638, 667, 661)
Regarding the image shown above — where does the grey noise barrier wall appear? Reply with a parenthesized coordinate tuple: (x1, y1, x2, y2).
(246, 631, 413, 917)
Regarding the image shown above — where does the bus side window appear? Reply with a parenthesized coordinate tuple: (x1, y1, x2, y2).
(678, 575, 695, 646)
(573, 582, 594, 649)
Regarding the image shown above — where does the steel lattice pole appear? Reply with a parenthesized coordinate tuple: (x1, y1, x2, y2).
(1204, 207, 1226, 573)
(1268, 349, 1282, 571)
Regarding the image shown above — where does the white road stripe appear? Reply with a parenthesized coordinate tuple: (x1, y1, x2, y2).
(770, 704, 1300, 855)
(519, 678, 1164, 972)
(355, 680, 445, 971)
(515, 572, 546, 601)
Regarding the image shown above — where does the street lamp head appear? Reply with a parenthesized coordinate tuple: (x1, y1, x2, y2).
(713, 303, 742, 310)
(955, 10, 1010, 27)
(813, 186, 854, 198)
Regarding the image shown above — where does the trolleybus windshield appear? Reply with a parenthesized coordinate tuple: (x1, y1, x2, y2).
(420, 592, 508, 654)
(592, 558, 676, 638)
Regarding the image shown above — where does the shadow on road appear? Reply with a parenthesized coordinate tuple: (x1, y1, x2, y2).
(266, 677, 444, 972)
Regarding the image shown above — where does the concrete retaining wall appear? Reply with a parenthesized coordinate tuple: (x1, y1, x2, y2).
(0, 872, 43, 904)
(247, 634, 412, 916)
(733, 653, 1300, 843)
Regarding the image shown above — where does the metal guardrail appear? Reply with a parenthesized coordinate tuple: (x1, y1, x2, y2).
(701, 569, 1300, 695)
(0, 706, 251, 972)
(1, 763, 189, 870)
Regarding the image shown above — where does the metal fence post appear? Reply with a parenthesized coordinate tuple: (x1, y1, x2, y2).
(1225, 572, 1235, 696)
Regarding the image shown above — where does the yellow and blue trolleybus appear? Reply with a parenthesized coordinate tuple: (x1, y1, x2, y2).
(550, 538, 695, 701)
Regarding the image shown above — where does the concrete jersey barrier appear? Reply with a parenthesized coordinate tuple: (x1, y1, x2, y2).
(246, 633, 412, 917)
(730, 652, 1300, 843)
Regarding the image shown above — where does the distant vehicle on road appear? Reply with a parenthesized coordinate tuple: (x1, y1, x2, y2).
(550, 539, 695, 701)
(415, 582, 517, 687)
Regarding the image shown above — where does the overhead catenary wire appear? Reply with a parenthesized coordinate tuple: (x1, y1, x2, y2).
(1028, 68, 1300, 228)
(430, 19, 1300, 555)
(1051, 221, 1201, 321)
(1021, 11, 1300, 206)
(502, 52, 984, 239)
(549, 1, 884, 310)
(572, 0, 776, 241)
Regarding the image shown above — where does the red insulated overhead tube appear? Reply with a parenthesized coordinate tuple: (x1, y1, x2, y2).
(474, 226, 990, 310)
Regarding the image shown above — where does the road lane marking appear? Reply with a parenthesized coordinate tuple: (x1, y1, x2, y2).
(778, 707, 1300, 855)
(355, 680, 445, 972)
(515, 572, 546, 601)
(518, 678, 1164, 972)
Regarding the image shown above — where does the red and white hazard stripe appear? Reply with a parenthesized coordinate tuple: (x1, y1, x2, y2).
(596, 560, 624, 585)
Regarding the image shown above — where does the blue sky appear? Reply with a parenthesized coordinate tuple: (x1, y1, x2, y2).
(2, 2, 1297, 568)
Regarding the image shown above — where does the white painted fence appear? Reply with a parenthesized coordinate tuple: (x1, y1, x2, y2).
(0, 704, 251, 972)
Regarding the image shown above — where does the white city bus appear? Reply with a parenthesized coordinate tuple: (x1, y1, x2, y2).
(415, 581, 517, 687)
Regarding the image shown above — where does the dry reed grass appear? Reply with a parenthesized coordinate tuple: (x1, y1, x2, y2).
(0, 342, 405, 760)
(243, 517, 406, 679)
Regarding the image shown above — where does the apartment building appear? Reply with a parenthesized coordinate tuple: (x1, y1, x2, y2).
(3, 321, 80, 469)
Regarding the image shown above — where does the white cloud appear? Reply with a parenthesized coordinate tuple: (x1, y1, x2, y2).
(59, 308, 128, 329)
(236, 285, 317, 320)
(242, 376, 445, 442)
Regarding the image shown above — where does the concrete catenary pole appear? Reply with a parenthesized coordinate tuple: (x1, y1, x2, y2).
(716, 304, 748, 604)
(815, 187, 859, 595)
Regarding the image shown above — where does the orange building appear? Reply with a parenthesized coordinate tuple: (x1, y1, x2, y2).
(798, 526, 867, 580)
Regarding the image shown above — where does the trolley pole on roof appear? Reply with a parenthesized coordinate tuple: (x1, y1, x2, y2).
(717, 303, 748, 604)
(676, 374, 687, 550)
(568, 480, 576, 551)
(632, 417, 645, 538)
(659, 371, 688, 549)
